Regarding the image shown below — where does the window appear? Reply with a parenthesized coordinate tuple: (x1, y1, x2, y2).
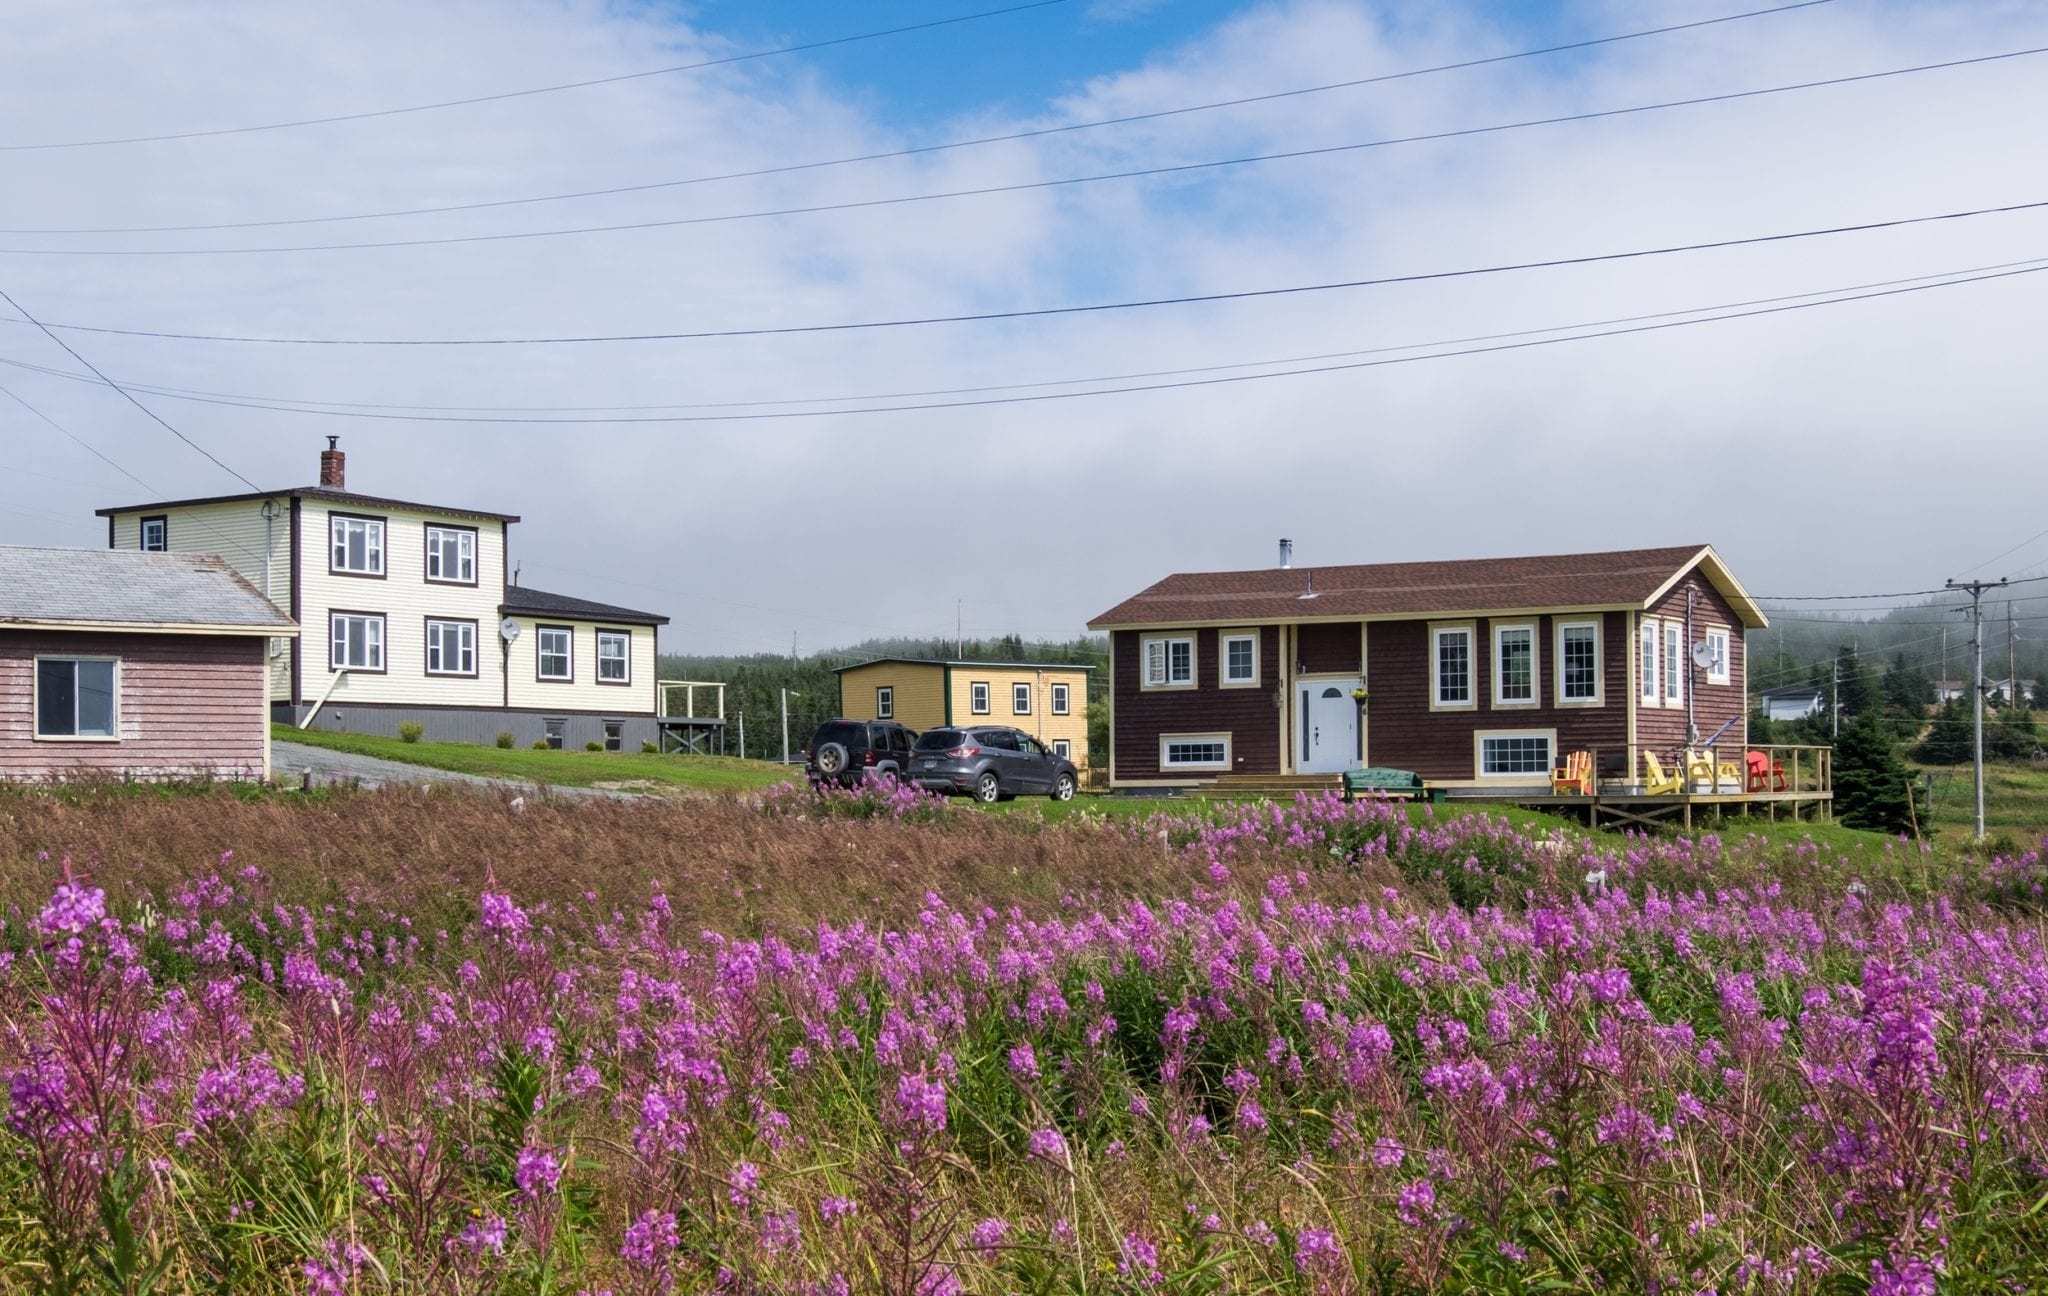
(329, 514, 385, 576)
(1012, 682, 1031, 715)
(1493, 624, 1536, 706)
(970, 682, 990, 714)
(139, 516, 168, 552)
(1221, 632, 1258, 686)
(1639, 619, 1661, 705)
(537, 626, 572, 681)
(1557, 622, 1600, 704)
(544, 718, 565, 750)
(876, 686, 894, 719)
(1663, 623, 1684, 705)
(35, 658, 116, 739)
(1705, 628, 1732, 686)
(425, 619, 476, 676)
(1141, 635, 1195, 688)
(425, 526, 476, 584)
(1161, 733, 1231, 769)
(330, 613, 385, 671)
(1478, 731, 1554, 778)
(603, 720, 623, 752)
(1432, 625, 1474, 708)
(596, 630, 630, 684)
(1052, 739, 1071, 759)
(1050, 682, 1070, 715)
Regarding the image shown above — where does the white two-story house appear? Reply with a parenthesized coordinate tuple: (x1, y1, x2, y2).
(97, 439, 669, 751)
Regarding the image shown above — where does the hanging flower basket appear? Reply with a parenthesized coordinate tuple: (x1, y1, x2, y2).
(1350, 688, 1369, 704)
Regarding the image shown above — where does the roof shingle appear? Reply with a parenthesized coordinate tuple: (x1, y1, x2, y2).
(499, 586, 668, 626)
(0, 545, 294, 632)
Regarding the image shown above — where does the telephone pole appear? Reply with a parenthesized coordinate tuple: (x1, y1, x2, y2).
(1947, 577, 2009, 841)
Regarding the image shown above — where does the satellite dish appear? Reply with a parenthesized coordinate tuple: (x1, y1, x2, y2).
(500, 617, 522, 642)
(1691, 640, 1716, 669)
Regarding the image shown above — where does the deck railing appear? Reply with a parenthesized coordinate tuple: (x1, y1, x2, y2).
(658, 680, 726, 721)
(1575, 742, 1833, 796)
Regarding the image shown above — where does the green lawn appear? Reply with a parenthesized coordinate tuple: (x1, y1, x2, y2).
(271, 724, 798, 794)
(1921, 760, 2048, 842)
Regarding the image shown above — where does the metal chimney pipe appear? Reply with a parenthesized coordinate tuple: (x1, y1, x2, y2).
(1278, 538, 1293, 569)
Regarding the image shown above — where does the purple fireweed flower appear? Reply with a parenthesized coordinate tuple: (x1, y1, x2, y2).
(821, 1196, 859, 1225)
(1118, 1234, 1162, 1287)
(970, 1217, 1009, 1253)
(727, 1161, 762, 1207)
(454, 1213, 508, 1255)
(1027, 1127, 1066, 1164)
(1869, 1255, 1938, 1296)
(894, 1070, 947, 1132)
(1396, 1179, 1437, 1227)
(37, 879, 106, 937)
(478, 891, 530, 936)
(515, 1146, 561, 1199)
(622, 1210, 680, 1271)
(1295, 1227, 1341, 1272)
(1007, 1041, 1039, 1080)
(759, 1211, 801, 1254)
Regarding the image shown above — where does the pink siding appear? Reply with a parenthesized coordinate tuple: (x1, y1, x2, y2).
(0, 632, 268, 779)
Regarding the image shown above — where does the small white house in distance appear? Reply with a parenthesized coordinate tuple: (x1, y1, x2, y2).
(0, 545, 296, 781)
(96, 439, 669, 751)
(1759, 684, 1826, 722)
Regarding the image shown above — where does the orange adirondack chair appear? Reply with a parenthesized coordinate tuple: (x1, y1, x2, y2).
(1745, 750, 1787, 792)
(1552, 749, 1592, 796)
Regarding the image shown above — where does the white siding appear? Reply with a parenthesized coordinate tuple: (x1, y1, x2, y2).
(108, 500, 293, 699)
(505, 618, 658, 716)
(298, 504, 511, 709)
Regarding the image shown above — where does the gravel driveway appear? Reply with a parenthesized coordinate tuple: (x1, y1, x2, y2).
(271, 740, 641, 800)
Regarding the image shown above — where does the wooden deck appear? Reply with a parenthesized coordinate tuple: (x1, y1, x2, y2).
(1499, 787, 1832, 831)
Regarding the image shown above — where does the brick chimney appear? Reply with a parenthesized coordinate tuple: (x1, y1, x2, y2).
(318, 436, 345, 488)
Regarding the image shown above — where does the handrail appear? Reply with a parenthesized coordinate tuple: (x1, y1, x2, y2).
(658, 679, 726, 721)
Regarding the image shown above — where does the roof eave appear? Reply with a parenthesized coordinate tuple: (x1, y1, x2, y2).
(0, 618, 298, 636)
(1640, 545, 1769, 629)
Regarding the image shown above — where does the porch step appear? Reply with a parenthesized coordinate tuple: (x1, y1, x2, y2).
(1199, 773, 1343, 798)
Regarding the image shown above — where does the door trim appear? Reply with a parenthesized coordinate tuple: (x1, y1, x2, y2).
(1296, 673, 1362, 774)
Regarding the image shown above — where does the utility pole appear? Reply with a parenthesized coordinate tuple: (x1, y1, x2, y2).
(957, 599, 963, 659)
(2009, 601, 2018, 709)
(1831, 657, 1839, 738)
(1947, 577, 2009, 841)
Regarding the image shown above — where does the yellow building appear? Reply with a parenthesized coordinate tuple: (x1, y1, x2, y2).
(834, 658, 1093, 768)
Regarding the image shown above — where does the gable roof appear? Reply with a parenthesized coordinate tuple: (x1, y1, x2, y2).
(1760, 684, 1825, 700)
(832, 657, 1094, 673)
(0, 545, 295, 635)
(95, 485, 519, 524)
(1089, 544, 1767, 630)
(499, 586, 668, 626)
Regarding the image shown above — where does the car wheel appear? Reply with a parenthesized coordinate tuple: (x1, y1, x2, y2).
(815, 742, 849, 776)
(1050, 772, 1076, 801)
(972, 771, 1001, 804)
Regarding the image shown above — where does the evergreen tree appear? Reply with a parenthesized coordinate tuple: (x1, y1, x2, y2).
(1833, 716, 1916, 834)
(1911, 696, 1973, 765)
(1833, 646, 1880, 726)
(1881, 653, 1934, 715)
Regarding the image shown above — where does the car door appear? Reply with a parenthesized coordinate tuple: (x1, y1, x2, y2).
(976, 728, 1021, 791)
(1011, 732, 1053, 793)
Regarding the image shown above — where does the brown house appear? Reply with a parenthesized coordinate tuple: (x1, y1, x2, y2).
(1087, 544, 1765, 789)
(0, 546, 296, 781)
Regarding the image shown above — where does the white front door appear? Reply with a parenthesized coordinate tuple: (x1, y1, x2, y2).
(1298, 679, 1360, 774)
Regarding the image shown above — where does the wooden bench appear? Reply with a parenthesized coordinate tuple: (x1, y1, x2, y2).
(1342, 767, 1430, 802)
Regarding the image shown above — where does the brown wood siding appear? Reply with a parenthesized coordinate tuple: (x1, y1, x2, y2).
(1112, 626, 1280, 778)
(1636, 568, 1748, 762)
(1363, 613, 1630, 780)
(1295, 621, 1362, 674)
(0, 632, 268, 779)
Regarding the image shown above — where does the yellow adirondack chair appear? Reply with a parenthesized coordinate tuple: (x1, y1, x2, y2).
(1641, 750, 1685, 795)
(1684, 750, 1718, 790)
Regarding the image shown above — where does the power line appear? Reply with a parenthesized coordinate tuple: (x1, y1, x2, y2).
(10, 45, 2040, 258)
(20, 197, 2048, 347)
(0, 285, 258, 490)
(10, 252, 2040, 416)
(0, 0, 1843, 237)
(0, 0, 1075, 152)
(0, 379, 157, 492)
(3, 256, 2038, 428)
(1755, 585, 1953, 602)
(1957, 524, 2048, 578)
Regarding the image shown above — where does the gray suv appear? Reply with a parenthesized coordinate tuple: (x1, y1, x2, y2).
(910, 726, 1078, 803)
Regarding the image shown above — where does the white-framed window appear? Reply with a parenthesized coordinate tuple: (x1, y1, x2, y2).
(543, 718, 565, 750)
(1431, 624, 1475, 709)
(1052, 738, 1071, 759)
(1476, 729, 1556, 778)
(1221, 632, 1258, 686)
(1141, 635, 1195, 689)
(970, 682, 990, 714)
(1161, 733, 1231, 770)
(596, 630, 630, 684)
(330, 612, 385, 671)
(603, 720, 623, 753)
(1705, 627, 1732, 686)
(876, 686, 894, 719)
(1639, 618, 1660, 706)
(1556, 621, 1601, 705)
(1051, 682, 1070, 715)
(1663, 622, 1684, 705)
(425, 525, 476, 584)
(139, 516, 168, 552)
(1493, 623, 1537, 707)
(1013, 682, 1032, 714)
(34, 657, 117, 739)
(425, 619, 475, 676)
(329, 514, 385, 576)
(537, 626, 572, 681)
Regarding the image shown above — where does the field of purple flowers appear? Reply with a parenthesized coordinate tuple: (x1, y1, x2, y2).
(5, 785, 2048, 1294)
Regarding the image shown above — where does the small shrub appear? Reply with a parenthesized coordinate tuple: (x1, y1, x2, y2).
(532, 739, 550, 750)
(496, 731, 516, 749)
(642, 742, 659, 754)
(398, 721, 424, 744)
(586, 741, 604, 752)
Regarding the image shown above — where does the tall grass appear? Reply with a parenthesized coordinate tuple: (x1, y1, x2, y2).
(3, 782, 2047, 1292)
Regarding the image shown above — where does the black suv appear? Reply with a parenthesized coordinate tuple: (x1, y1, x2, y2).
(910, 726, 1079, 803)
(805, 718, 919, 787)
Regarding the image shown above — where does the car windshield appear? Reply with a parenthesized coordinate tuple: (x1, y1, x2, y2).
(915, 729, 967, 751)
